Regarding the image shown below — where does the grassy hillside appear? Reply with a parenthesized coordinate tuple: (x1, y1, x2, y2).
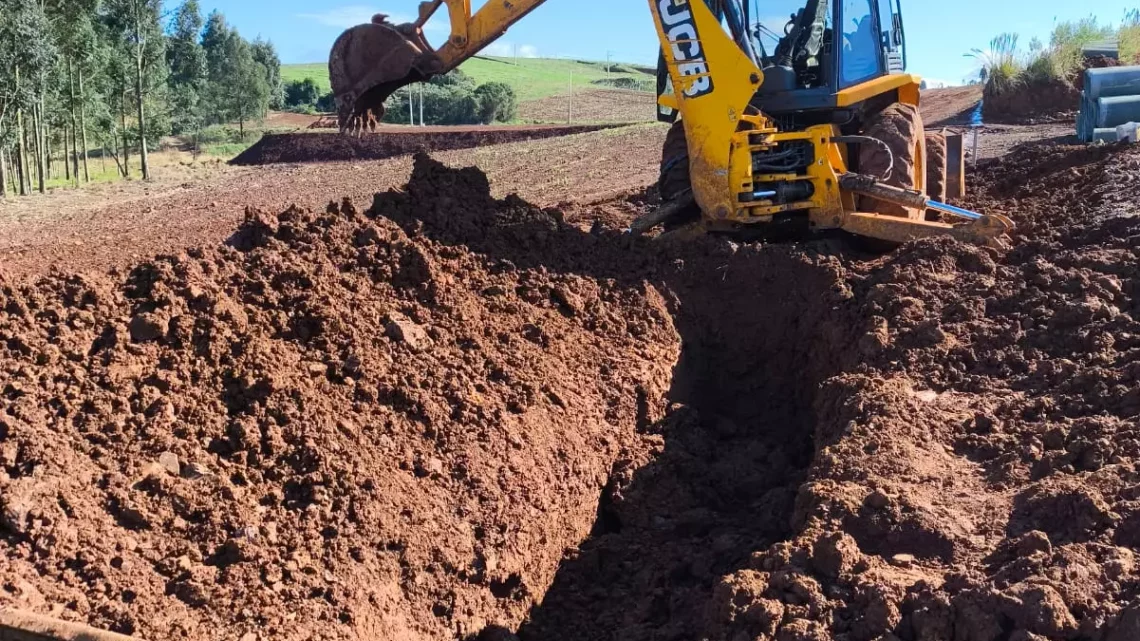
(282, 56, 654, 102)
(281, 63, 332, 93)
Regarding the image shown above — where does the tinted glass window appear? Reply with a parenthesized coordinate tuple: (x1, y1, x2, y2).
(840, 0, 882, 86)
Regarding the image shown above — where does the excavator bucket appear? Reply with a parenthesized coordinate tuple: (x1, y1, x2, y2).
(328, 15, 445, 133)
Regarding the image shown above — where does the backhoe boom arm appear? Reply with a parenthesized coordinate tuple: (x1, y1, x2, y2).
(427, 0, 549, 73)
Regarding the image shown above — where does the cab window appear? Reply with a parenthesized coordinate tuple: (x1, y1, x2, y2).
(840, 0, 882, 86)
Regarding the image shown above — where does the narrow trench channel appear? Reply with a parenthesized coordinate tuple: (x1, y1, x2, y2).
(511, 242, 857, 641)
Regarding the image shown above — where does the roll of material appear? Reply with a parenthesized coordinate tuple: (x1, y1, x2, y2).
(1096, 95, 1140, 128)
(1079, 92, 1098, 141)
(1085, 66, 1140, 100)
(1092, 127, 1120, 142)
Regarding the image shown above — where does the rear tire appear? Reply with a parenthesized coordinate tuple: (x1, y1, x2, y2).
(659, 120, 692, 201)
(858, 102, 927, 219)
(924, 131, 948, 221)
(657, 120, 699, 229)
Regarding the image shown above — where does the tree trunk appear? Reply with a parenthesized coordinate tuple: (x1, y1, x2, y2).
(45, 124, 52, 180)
(239, 115, 244, 141)
(66, 62, 78, 185)
(70, 119, 79, 185)
(29, 104, 41, 191)
(106, 143, 124, 176)
(24, 121, 34, 194)
(1, 147, 8, 198)
(120, 88, 130, 178)
(15, 123, 26, 195)
(16, 108, 28, 196)
(63, 124, 71, 181)
(134, 21, 150, 181)
(78, 66, 91, 183)
(34, 101, 46, 194)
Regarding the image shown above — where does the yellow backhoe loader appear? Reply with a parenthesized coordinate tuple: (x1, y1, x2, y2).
(327, 0, 1013, 246)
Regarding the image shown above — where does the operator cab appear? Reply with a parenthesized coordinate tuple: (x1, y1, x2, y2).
(657, 0, 908, 121)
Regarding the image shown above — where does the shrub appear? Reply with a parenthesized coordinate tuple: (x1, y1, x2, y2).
(1049, 18, 1114, 80)
(379, 80, 517, 125)
(1121, 10, 1140, 64)
(285, 78, 322, 108)
(592, 77, 648, 90)
(474, 82, 518, 123)
(970, 33, 1024, 96)
(316, 92, 337, 113)
(1023, 50, 1064, 85)
(429, 69, 476, 88)
(197, 125, 245, 145)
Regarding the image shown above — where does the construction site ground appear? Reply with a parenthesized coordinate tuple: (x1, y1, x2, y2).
(4, 92, 1140, 641)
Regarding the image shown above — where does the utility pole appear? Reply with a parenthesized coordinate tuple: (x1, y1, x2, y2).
(408, 88, 414, 125)
(419, 84, 425, 126)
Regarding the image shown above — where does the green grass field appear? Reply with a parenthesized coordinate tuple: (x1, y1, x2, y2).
(282, 56, 653, 102)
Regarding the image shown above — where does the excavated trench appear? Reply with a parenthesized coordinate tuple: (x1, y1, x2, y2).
(514, 246, 857, 641)
(375, 155, 862, 640)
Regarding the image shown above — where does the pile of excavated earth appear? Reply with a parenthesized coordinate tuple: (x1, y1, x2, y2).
(231, 126, 618, 165)
(3, 134, 1140, 641)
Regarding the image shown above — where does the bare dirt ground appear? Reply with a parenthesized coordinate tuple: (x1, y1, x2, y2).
(923, 85, 984, 127)
(264, 111, 323, 129)
(4, 112, 1137, 641)
(0, 125, 667, 280)
(517, 88, 657, 124)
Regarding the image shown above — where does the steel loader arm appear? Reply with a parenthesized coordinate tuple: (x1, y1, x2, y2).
(329, 0, 547, 131)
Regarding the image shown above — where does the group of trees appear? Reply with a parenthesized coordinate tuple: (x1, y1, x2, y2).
(380, 71, 518, 126)
(281, 69, 519, 126)
(0, 0, 281, 198)
(283, 77, 335, 114)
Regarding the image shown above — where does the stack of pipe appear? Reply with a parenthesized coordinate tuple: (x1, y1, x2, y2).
(1078, 66, 1140, 142)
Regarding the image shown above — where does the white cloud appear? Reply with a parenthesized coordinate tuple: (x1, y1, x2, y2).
(481, 42, 540, 58)
(298, 6, 387, 28)
(298, 6, 446, 32)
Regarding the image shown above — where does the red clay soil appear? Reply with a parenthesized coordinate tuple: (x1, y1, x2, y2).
(0, 164, 680, 640)
(922, 85, 984, 127)
(5, 141, 1140, 641)
(232, 127, 618, 165)
(1075, 56, 1122, 91)
(984, 80, 1080, 125)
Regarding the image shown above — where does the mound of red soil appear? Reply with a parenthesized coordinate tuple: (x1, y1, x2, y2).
(0, 176, 680, 639)
(231, 126, 618, 165)
(983, 79, 1081, 125)
(705, 141, 1140, 641)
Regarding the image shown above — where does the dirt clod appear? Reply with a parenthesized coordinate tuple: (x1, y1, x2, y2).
(384, 312, 431, 351)
(157, 452, 180, 476)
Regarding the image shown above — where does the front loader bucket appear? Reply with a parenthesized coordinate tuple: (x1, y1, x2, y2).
(329, 16, 445, 132)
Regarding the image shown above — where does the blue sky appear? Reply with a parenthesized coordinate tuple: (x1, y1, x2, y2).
(179, 1, 1140, 86)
